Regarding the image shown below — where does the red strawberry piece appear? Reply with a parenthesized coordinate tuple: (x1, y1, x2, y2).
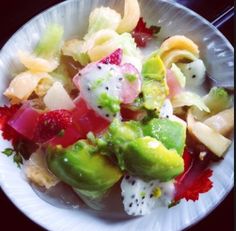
(49, 97, 110, 147)
(100, 48, 123, 65)
(34, 110, 73, 143)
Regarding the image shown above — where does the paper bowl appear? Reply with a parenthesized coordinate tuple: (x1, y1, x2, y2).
(0, 0, 234, 230)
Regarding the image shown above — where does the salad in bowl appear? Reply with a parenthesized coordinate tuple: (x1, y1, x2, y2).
(0, 0, 234, 218)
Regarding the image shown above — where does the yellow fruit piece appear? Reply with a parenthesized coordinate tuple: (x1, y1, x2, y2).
(159, 35, 200, 58)
(117, 0, 140, 33)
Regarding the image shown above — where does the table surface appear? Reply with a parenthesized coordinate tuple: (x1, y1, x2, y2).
(0, 0, 234, 230)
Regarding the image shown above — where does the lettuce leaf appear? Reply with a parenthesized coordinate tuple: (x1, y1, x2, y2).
(85, 7, 121, 40)
(171, 92, 210, 112)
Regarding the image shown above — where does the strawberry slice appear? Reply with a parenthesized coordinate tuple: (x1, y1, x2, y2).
(34, 110, 73, 143)
(100, 48, 123, 65)
(174, 149, 213, 202)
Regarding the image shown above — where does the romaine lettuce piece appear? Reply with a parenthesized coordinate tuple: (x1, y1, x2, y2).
(85, 7, 121, 39)
(171, 92, 210, 112)
(118, 33, 141, 58)
(35, 24, 64, 58)
(191, 87, 232, 121)
(204, 87, 232, 114)
(62, 39, 90, 66)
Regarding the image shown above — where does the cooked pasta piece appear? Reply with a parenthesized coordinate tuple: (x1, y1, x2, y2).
(4, 71, 52, 103)
(161, 49, 198, 68)
(18, 50, 59, 73)
(159, 35, 200, 58)
(117, 0, 140, 33)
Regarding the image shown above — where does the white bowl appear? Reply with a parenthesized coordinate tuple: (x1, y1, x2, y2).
(0, 0, 234, 230)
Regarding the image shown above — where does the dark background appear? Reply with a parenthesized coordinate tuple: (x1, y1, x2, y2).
(0, 0, 234, 230)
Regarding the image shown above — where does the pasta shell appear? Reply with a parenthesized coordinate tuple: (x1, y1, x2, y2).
(159, 35, 200, 58)
(4, 71, 52, 103)
(161, 49, 198, 68)
(18, 50, 59, 73)
(117, 0, 140, 33)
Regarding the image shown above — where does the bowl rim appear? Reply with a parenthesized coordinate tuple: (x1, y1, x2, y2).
(0, 0, 234, 231)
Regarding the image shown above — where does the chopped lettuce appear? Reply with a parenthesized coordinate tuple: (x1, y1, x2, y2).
(191, 87, 232, 121)
(84, 7, 121, 40)
(171, 92, 210, 112)
(34, 24, 64, 58)
(62, 39, 90, 66)
(118, 33, 140, 58)
(204, 87, 232, 114)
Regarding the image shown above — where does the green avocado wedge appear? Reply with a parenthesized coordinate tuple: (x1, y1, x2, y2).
(143, 118, 186, 155)
(141, 55, 169, 112)
(123, 137, 184, 182)
(103, 119, 143, 170)
(46, 140, 122, 199)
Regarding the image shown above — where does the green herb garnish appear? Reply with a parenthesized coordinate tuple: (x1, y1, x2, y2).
(2, 148, 23, 168)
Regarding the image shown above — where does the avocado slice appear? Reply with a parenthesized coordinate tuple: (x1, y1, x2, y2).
(46, 140, 122, 199)
(104, 119, 143, 170)
(124, 137, 184, 181)
(141, 55, 169, 112)
(143, 118, 186, 155)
